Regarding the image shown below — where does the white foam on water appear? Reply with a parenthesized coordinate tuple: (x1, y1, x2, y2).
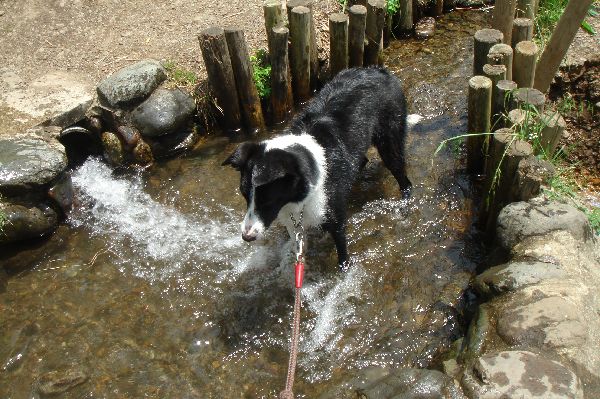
(70, 158, 244, 280)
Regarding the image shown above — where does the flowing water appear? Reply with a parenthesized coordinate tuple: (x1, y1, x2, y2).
(1, 10, 488, 398)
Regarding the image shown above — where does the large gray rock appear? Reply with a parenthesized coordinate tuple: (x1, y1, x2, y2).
(497, 199, 592, 250)
(462, 350, 583, 399)
(0, 69, 94, 133)
(0, 134, 67, 195)
(319, 368, 465, 399)
(473, 261, 567, 298)
(131, 88, 196, 137)
(96, 60, 166, 108)
(496, 296, 587, 349)
(0, 203, 58, 244)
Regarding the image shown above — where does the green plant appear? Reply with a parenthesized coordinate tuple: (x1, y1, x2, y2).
(535, 0, 597, 48)
(386, 0, 401, 16)
(163, 60, 198, 88)
(250, 49, 272, 99)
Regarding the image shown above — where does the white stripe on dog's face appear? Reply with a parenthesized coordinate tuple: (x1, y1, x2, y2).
(241, 188, 265, 241)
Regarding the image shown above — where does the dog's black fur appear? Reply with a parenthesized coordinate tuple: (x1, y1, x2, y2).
(223, 67, 411, 269)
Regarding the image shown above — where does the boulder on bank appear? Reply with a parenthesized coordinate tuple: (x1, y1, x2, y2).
(131, 88, 196, 137)
(497, 199, 592, 251)
(461, 350, 583, 399)
(96, 59, 167, 108)
(0, 134, 67, 196)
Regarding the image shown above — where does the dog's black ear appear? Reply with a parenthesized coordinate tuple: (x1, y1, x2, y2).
(222, 142, 258, 169)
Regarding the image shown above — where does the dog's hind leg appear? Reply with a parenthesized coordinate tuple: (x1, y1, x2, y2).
(374, 128, 412, 197)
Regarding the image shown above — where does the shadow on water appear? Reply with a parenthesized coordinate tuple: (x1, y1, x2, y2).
(0, 9, 490, 398)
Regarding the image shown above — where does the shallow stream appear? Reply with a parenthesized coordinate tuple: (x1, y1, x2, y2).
(1, 10, 488, 398)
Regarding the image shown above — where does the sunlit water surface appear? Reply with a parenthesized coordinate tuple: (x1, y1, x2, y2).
(0, 10, 488, 398)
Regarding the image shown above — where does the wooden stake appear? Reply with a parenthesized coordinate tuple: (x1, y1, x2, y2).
(516, 0, 538, 19)
(533, 0, 594, 93)
(198, 27, 242, 133)
(494, 80, 518, 128)
(225, 27, 266, 133)
(514, 87, 546, 114)
(270, 25, 293, 124)
(365, 0, 386, 66)
(348, 5, 367, 68)
(399, 0, 413, 33)
(289, 6, 311, 104)
(287, 0, 318, 92)
(483, 64, 507, 129)
(491, 0, 517, 45)
(329, 13, 349, 78)
(511, 18, 533, 49)
(473, 29, 503, 75)
(487, 43, 514, 81)
(513, 40, 538, 88)
(538, 110, 566, 157)
(264, 0, 284, 56)
(467, 75, 493, 175)
(514, 155, 554, 201)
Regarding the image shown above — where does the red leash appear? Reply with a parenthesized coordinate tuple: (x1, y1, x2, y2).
(279, 224, 305, 399)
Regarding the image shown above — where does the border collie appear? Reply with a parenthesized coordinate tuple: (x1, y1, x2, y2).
(223, 67, 415, 270)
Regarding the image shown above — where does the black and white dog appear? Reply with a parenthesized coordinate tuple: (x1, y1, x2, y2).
(223, 67, 417, 270)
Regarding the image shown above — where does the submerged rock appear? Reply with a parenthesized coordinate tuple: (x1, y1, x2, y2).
(147, 129, 199, 158)
(133, 139, 154, 166)
(47, 173, 74, 214)
(461, 350, 583, 398)
(0, 203, 58, 244)
(415, 17, 436, 39)
(131, 88, 196, 137)
(37, 369, 88, 395)
(96, 59, 167, 108)
(101, 131, 125, 166)
(0, 135, 67, 196)
(1, 322, 39, 372)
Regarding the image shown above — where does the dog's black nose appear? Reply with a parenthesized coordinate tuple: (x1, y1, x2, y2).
(242, 232, 257, 242)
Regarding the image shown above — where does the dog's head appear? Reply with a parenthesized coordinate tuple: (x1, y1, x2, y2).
(222, 142, 310, 241)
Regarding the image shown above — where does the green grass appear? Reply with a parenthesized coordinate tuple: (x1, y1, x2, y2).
(163, 60, 198, 88)
(250, 49, 272, 99)
(535, 0, 598, 48)
(337, 0, 401, 15)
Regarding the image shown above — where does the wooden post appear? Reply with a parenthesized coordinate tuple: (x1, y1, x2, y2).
(514, 156, 554, 201)
(270, 26, 293, 124)
(507, 108, 528, 128)
(487, 43, 514, 81)
(483, 129, 533, 234)
(224, 28, 265, 133)
(198, 27, 242, 132)
(467, 76, 493, 175)
(434, 0, 444, 16)
(287, 0, 318, 92)
(473, 29, 503, 75)
(516, 0, 538, 19)
(483, 64, 507, 129)
(329, 13, 349, 78)
(534, 0, 594, 93)
(491, 0, 516, 46)
(514, 87, 545, 113)
(399, 0, 413, 33)
(264, 0, 284, 56)
(513, 40, 538, 88)
(511, 18, 533, 49)
(289, 6, 311, 104)
(538, 110, 566, 157)
(365, 0, 386, 66)
(349, 5, 367, 67)
(493, 80, 518, 128)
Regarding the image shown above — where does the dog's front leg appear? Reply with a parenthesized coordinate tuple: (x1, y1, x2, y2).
(326, 223, 349, 272)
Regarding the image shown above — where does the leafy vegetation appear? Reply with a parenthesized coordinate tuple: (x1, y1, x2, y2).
(163, 60, 198, 88)
(535, 0, 598, 48)
(338, 0, 401, 15)
(250, 49, 272, 99)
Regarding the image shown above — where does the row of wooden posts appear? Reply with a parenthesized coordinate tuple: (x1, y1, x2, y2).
(465, 0, 594, 235)
(198, 0, 397, 134)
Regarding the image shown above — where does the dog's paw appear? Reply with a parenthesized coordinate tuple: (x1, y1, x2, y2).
(338, 261, 350, 273)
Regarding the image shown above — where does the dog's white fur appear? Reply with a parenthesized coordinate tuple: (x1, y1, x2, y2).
(241, 134, 328, 239)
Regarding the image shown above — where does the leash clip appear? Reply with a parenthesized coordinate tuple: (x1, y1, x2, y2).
(295, 232, 304, 262)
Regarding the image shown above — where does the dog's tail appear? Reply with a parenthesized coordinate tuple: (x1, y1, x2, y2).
(406, 114, 423, 128)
